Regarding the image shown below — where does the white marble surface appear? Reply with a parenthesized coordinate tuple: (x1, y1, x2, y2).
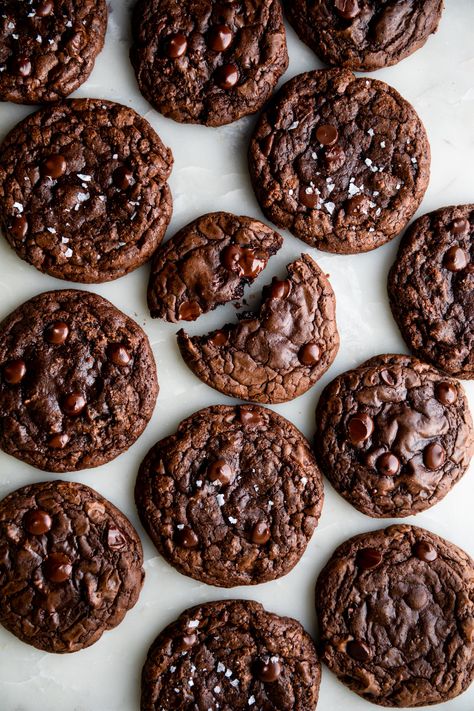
(0, 1, 473, 710)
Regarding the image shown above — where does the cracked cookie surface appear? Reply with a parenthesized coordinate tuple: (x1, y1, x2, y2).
(388, 204, 474, 379)
(0, 480, 144, 653)
(177, 254, 339, 403)
(141, 599, 321, 710)
(284, 0, 444, 72)
(148, 212, 282, 322)
(248, 69, 430, 253)
(136, 404, 323, 587)
(0, 99, 173, 283)
(130, 0, 288, 127)
(316, 524, 474, 707)
(315, 354, 473, 518)
(0, 289, 158, 473)
(0, 0, 107, 104)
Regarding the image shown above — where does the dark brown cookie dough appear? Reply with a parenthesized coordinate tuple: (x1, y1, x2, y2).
(0, 289, 158, 473)
(0, 480, 144, 653)
(388, 204, 474, 379)
(148, 212, 282, 322)
(0, 0, 107, 104)
(130, 0, 288, 127)
(284, 1, 444, 72)
(248, 69, 430, 253)
(136, 404, 324, 587)
(141, 599, 321, 710)
(316, 524, 474, 707)
(315, 354, 474, 518)
(177, 254, 339, 403)
(0, 99, 173, 283)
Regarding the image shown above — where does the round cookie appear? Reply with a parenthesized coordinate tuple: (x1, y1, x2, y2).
(315, 354, 473, 518)
(248, 68, 430, 253)
(388, 204, 473, 379)
(148, 212, 282, 322)
(0, 480, 144, 653)
(141, 599, 321, 710)
(135, 404, 324, 587)
(0, 0, 107, 104)
(284, 1, 444, 72)
(177, 254, 339, 403)
(130, 0, 288, 127)
(0, 289, 158, 473)
(0, 99, 173, 283)
(316, 524, 474, 707)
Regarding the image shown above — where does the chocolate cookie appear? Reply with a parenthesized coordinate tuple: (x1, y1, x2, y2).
(0, 99, 173, 283)
(0, 289, 158, 473)
(284, 1, 444, 72)
(315, 354, 474, 518)
(248, 69, 430, 253)
(177, 254, 339, 403)
(0, 480, 144, 653)
(130, 0, 288, 127)
(0, 0, 107, 104)
(388, 205, 474, 379)
(141, 599, 321, 710)
(148, 212, 282, 322)
(136, 404, 324, 587)
(316, 524, 474, 707)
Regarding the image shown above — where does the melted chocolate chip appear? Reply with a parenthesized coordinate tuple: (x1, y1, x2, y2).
(3, 359, 26, 385)
(435, 381, 457, 406)
(251, 521, 271, 544)
(348, 413, 374, 445)
(347, 639, 370, 662)
(239, 407, 264, 427)
(43, 553, 72, 583)
(451, 217, 470, 235)
(316, 124, 339, 146)
(11, 56, 32, 77)
(165, 33, 187, 58)
(346, 194, 369, 216)
(255, 658, 282, 683)
(113, 166, 134, 190)
(413, 540, 438, 562)
(176, 525, 199, 548)
(356, 547, 382, 571)
(178, 301, 202, 321)
(221, 245, 265, 278)
(176, 633, 197, 651)
(323, 144, 346, 172)
(36, 0, 54, 16)
(376, 452, 400, 476)
(108, 343, 131, 366)
(48, 433, 69, 449)
(208, 459, 233, 485)
(334, 0, 360, 20)
(423, 442, 446, 470)
(41, 154, 67, 179)
(209, 330, 228, 346)
(269, 278, 291, 300)
(10, 215, 28, 239)
(215, 63, 239, 89)
(107, 528, 127, 550)
(208, 24, 233, 52)
(45, 321, 69, 344)
(299, 186, 320, 208)
(62, 392, 86, 416)
(443, 246, 468, 272)
(24, 509, 52, 535)
(298, 342, 320, 365)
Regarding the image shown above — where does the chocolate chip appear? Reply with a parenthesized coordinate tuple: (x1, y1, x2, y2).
(239, 407, 264, 427)
(48, 433, 69, 449)
(41, 154, 67, 179)
(405, 586, 427, 611)
(107, 528, 127, 550)
(165, 33, 187, 58)
(176, 633, 197, 651)
(413, 540, 438, 562)
(178, 301, 202, 321)
(269, 278, 291, 300)
(62, 392, 86, 416)
(24, 509, 52, 535)
(3, 359, 26, 385)
(423, 442, 446, 470)
(255, 658, 282, 683)
(176, 525, 199, 548)
(36, 0, 54, 16)
(346, 194, 369, 216)
(299, 186, 320, 208)
(215, 63, 239, 89)
(298, 342, 320, 365)
(322, 144, 346, 172)
(208, 459, 233, 485)
(208, 24, 233, 52)
(347, 639, 370, 662)
(113, 166, 134, 190)
(348, 413, 374, 445)
(11, 56, 32, 77)
(108, 343, 131, 366)
(435, 381, 457, 406)
(316, 124, 338, 146)
(209, 330, 228, 346)
(221, 245, 265, 278)
(43, 553, 72, 583)
(443, 246, 468, 272)
(356, 547, 382, 571)
(376, 452, 400, 476)
(334, 0, 360, 20)
(451, 217, 470, 235)
(45, 321, 69, 344)
(251, 521, 271, 544)
(10, 215, 28, 239)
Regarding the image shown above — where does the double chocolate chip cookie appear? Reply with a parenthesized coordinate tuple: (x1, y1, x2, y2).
(148, 212, 282, 322)
(0, 289, 157, 473)
(136, 404, 324, 587)
(388, 204, 473, 379)
(284, 1, 444, 72)
(0, 480, 144, 653)
(141, 599, 321, 710)
(130, 0, 288, 126)
(249, 68, 430, 253)
(0, 99, 173, 284)
(316, 524, 474, 707)
(178, 254, 339, 403)
(315, 354, 473, 518)
(0, 0, 107, 104)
